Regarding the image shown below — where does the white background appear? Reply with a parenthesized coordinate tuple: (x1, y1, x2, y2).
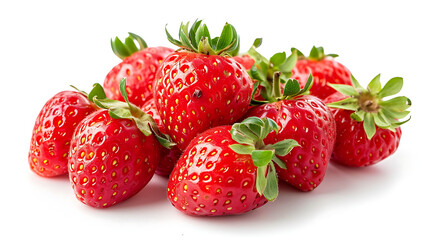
(1, 0, 426, 239)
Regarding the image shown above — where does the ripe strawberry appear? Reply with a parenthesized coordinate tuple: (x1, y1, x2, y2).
(141, 98, 182, 176)
(325, 74, 411, 167)
(232, 54, 255, 70)
(291, 46, 352, 99)
(104, 32, 173, 107)
(28, 90, 97, 177)
(69, 79, 173, 208)
(245, 72, 336, 191)
(154, 20, 253, 150)
(168, 117, 299, 216)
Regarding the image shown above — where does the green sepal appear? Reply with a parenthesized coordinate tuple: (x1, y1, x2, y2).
(111, 32, 148, 60)
(86, 78, 176, 148)
(251, 150, 274, 167)
(263, 162, 279, 201)
(229, 144, 255, 155)
(328, 74, 411, 139)
(166, 20, 239, 56)
(229, 117, 299, 201)
(269, 139, 300, 156)
(363, 113, 376, 140)
(292, 46, 338, 61)
(256, 166, 268, 196)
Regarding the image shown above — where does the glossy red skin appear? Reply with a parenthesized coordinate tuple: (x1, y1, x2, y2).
(68, 110, 160, 208)
(104, 46, 174, 108)
(154, 52, 253, 151)
(324, 92, 402, 167)
(291, 58, 352, 100)
(232, 54, 255, 70)
(28, 91, 97, 177)
(167, 126, 267, 216)
(141, 99, 182, 176)
(245, 95, 336, 191)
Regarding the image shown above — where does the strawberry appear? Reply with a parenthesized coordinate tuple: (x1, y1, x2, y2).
(141, 98, 182, 176)
(232, 54, 255, 70)
(104, 33, 173, 107)
(291, 46, 352, 99)
(28, 90, 97, 177)
(154, 20, 253, 150)
(325, 74, 411, 167)
(245, 69, 336, 191)
(167, 117, 299, 216)
(69, 79, 174, 208)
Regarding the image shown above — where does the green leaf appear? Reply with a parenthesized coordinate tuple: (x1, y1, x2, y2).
(165, 24, 182, 47)
(368, 74, 382, 94)
(252, 38, 263, 48)
(270, 139, 300, 156)
(363, 113, 376, 139)
(189, 20, 202, 47)
(378, 77, 403, 98)
(109, 108, 132, 119)
(279, 50, 297, 73)
(256, 166, 268, 195)
(88, 83, 106, 103)
(373, 113, 390, 128)
(119, 78, 130, 105)
(283, 79, 302, 96)
(230, 127, 256, 145)
(326, 97, 359, 111)
(216, 23, 233, 50)
(308, 46, 324, 61)
(128, 32, 147, 50)
(270, 52, 286, 67)
(350, 75, 365, 92)
(229, 144, 255, 155)
(111, 37, 131, 60)
(328, 83, 359, 97)
(380, 96, 411, 112)
(272, 155, 286, 169)
(124, 36, 139, 54)
(263, 162, 279, 201)
(251, 150, 274, 167)
(351, 110, 365, 122)
(195, 23, 210, 47)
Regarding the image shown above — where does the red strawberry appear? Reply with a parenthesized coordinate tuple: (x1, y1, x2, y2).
(29, 91, 97, 177)
(104, 33, 173, 107)
(154, 20, 253, 150)
(291, 46, 352, 100)
(232, 54, 255, 70)
(68, 79, 173, 208)
(141, 98, 182, 176)
(167, 117, 299, 216)
(325, 74, 411, 167)
(246, 72, 336, 191)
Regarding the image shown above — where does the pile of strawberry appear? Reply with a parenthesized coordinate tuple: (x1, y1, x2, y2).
(28, 20, 411, 216)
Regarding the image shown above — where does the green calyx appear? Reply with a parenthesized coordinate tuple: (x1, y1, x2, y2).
(327, 74, 411, 140)
(165, 20, 240, 56)
(291, 46, 338, 61)
(83, 78, 176, 149)
(229, 117, 300, 201)
(246, 43, 313, 104)
(111, 32, 148, 60)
